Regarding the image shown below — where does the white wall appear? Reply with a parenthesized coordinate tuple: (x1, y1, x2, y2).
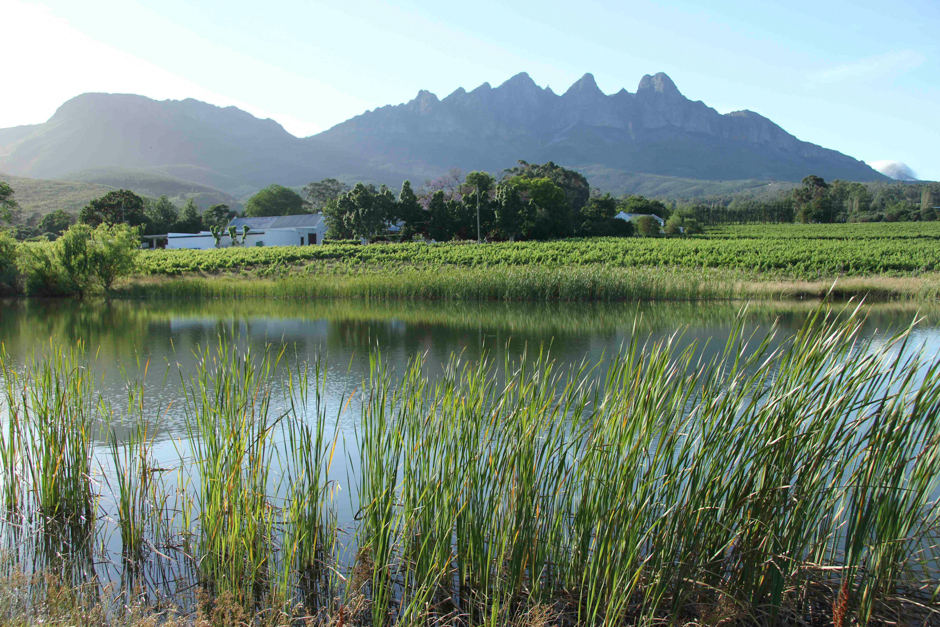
(167, 227, 326, 250)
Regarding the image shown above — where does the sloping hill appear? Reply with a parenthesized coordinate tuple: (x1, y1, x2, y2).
(68, 167, 240, 208)
(1, 173, 114, 217)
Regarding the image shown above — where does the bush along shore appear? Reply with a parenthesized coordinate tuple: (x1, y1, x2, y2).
(0, 304, 939, 626)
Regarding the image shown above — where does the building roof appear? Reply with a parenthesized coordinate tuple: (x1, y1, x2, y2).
(615, 211, 665, 225)
(229, 213, 324, 230)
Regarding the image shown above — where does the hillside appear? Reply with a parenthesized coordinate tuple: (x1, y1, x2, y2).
(68, 167, 240, 208)
(1, 173, 115, 217)
(0, 73, 886, 198)
(1, 169, 241, 219)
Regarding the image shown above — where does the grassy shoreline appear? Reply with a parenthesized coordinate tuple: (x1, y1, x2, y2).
(113, 265, 940, 303)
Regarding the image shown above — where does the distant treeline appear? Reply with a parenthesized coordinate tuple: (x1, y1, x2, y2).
(673, 177, 940, 225)
(3, 166, 937, 243)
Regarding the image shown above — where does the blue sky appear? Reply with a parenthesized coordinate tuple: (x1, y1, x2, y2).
(4, 0, 938, 180)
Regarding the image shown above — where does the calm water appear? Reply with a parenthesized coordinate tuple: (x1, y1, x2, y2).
(1, 297, 939, 585)
(2, 297, 939, 446)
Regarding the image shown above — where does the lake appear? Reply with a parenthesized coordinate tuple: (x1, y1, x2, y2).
(1, 297, 938, 621)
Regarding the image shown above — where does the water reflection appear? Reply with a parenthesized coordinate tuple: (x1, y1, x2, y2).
(1, 298, 938, 445)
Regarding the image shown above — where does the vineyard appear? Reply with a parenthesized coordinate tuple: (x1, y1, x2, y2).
(139, 223, 940, 279)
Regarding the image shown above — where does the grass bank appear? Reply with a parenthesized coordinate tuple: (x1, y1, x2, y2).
(115, 264, 940, 303)
(1, 304, 939, 625)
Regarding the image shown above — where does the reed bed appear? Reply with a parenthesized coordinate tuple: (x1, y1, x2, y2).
(117, 265, 940, 303)
(0, 303, 938, 626)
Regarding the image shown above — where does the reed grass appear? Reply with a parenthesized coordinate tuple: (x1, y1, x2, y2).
(0, 302, 938, 625)
(116, 265, 940, 303)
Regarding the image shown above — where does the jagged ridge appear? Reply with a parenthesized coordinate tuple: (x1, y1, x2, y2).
(0, 72, 885, 199)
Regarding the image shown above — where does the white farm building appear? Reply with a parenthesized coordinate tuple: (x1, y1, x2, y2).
(167, 214, 327, 250)
(614, 212, 665, 227)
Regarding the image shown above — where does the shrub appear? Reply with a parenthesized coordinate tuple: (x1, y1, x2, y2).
(17, 243, 66, 296)
(16, 223, 140, 297)
(0, 230, 19, 295)
(634, 215, 660, 237)
(90, 223, 140, 293)
(664, 216, 683, 236)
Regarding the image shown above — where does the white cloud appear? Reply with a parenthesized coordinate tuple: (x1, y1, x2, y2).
(870, 160, 918, 181)
(808, 50, 926, 85)
(1, 1, 319, 136)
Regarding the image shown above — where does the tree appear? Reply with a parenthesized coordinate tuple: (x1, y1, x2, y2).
(397, 181, 424, 238)
(503, 161, 590, 214)
(634, 215, 660, 237)
(203, 203, 235, 230)
(618, 195, 670, 220)
(322, 198, 354, 239)
(793, 175, 833, 223)
(57, 224, 95, 298)
(0, 181, 20, 224)
(144, 195, 179, 234)
(175, 199, 203, 232)
(303, 178, 350, 210)
(244, 185, 307, 217)
(579, 193, 618, 236)
(427, 191, 454, 241)
(0, 182, 21, 225)
(90, 223, 139, 293)
(38, 209, 75, 238)
(0, 230, 17, 295)
(507, 177, 571, 239)
(922, 187, 936, 221)
(80, 190, 146, 227)
(494, 184, 528, 241)
(461, 171, 497, 241)
(346, 184, 389, 242)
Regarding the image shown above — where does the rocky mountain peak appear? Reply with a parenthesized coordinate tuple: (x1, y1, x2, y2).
(499, 72, 540, 91)
(637, 72, 681, 97)
(408, 89, 440, 114)
(563, 73, 603, 97)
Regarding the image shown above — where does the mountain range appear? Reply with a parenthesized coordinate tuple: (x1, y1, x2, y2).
(0, 71, 885, 203)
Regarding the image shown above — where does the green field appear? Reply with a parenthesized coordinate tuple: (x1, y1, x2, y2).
(138, 223, 940, 280)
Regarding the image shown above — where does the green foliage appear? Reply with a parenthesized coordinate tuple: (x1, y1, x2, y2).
(89, 223, 140, 292)
(504, 160, 590, 213)
(175, 198, 203, 232)
(202, 203, 234, 231)
(506, 176, 571, 239)
(633, 215, 660, 237)
(0, 230, 18, 294)
(427, 190, 453, 241)
(618, 194, 670, 220)
(794, 175, 834, 223)
(57, 224, 95, 297)
(493, 183, 528, 241)
(0, 173, 115, 218)
(2, 309, 939, 625)
(144, 195, 179, 235)
(136, 222, 940, 282)
(302, 178, 349, 210)
(327, 183, 393, 242)
(579, 193, 633, 237)
(0, 181, 21, 224)
(17, 223, 140, 297)
(396, 180, 422, 239)
(244, 184, 307, 217)
(664, 214, 703, 235)
(38, 209, 75, 238)
(79, 189, 146, 228)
